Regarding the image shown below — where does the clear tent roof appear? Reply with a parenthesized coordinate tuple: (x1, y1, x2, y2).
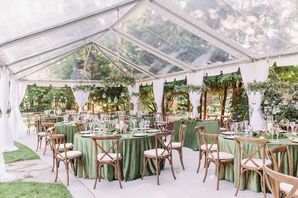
(1, 0, 298, 84)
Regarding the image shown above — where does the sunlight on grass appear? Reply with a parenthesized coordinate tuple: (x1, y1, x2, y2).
(0, 181, 72, 198)
(3, 141, 39, 164)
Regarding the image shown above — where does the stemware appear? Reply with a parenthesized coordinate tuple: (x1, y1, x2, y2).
(290, 122, 296, 132)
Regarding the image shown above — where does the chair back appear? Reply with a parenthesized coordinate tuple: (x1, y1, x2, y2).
(178, 124, 187, 145)
(155, 131, 174, 158)
(202, 132, 219, 160)
(268, 145, 293, 175)
(234, 137, 268, 169)
(50, 134, 67, 158)
(91, 135, 121, 162)
(195, 126, 205, 149)
(263, 165, 298, 198)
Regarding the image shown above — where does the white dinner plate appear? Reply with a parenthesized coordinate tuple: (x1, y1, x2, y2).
(146, 129, 160, 133)
(133, 133, 148, 137)
(81, 134, 96, 138)
(221, 131, 236, 136)
(224, 135, 235, 140)
(78, 131, 91, 134)
(290, 138, 298, 143)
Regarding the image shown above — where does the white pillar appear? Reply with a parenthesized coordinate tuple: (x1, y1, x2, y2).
(240, 60, 270, 130)
(187, 71, 204, 118)
(152, 79, 165, 113)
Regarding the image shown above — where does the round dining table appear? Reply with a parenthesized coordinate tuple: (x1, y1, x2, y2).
(55, 122, 83, 143)
(74, 132, 160, 181)
(218, 134, 298, 192)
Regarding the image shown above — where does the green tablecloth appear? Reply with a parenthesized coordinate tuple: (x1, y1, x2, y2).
(55, 122, 80, 143)
(41, 115, 63, 123)
(74, 133, 160, 181)
(219, 135, 298, 192)
(173, 119, 219, 150)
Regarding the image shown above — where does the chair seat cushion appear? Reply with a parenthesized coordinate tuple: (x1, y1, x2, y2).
(200, 144, 217, 151)
(144, 148, 170, 158)
(56, 143, 73, 151)
(57, 151, 82, 159)
(241, 158, 272, 168)
(171, 142, 182, 149)
(208, 152, 234, 160)
(280, 182, 298, 196)
(37, 132, 47, 136)
(97, 153, 122, 162)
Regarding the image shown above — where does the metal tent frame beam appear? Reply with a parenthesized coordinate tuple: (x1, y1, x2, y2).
(94, 43, 158, 78)
(150, 0, 255, 60)
(112, 28, 194, 71)
(0, 0, 140, 48)
(7, 30, 107, 67)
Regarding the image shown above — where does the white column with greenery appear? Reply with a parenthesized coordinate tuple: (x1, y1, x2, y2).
(128, 84, 140, 115)
(72, 89, 90, 113)
(0, 67, 16, 182)
(153, 79, 165, 113)
(240, 60, 270, 130)
(9, 79, 27, 138)
(187, 71, 204, 118)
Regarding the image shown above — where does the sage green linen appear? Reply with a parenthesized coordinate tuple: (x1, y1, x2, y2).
(173, 119, 220, 150)
(219, 135, 298, 192)
(55, 122, 79, 143)
(74, 133, 160, 181)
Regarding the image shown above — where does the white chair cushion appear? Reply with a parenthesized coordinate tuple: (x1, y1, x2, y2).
(241, 158, 272, 168)
(200, 144, 217, 151)
(57, 151, 82, 159)
(171, 142, 182, 149)
(97, 153, 122, 162)
(37, 132, 47, 136)
(144, 148, 170, 158)
(208, 152, 234, 160)
(56, 143, 73, 151)
(280, 182, 298, 196)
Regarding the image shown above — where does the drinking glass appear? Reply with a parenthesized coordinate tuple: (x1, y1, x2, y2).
(290, 122, 296, 132)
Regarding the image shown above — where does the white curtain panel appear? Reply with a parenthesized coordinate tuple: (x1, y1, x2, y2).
(187, 71, 204, 118)
(128, 84, 140, 114)
(9, 79, 27, 138)
(240, 60, 270, 130)
(0, 68, 16, 152)
(72, 90, 90, 113)
(153, 79, 165, 113)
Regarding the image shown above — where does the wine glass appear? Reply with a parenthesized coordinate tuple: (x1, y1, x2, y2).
(290, 122, 296, 132)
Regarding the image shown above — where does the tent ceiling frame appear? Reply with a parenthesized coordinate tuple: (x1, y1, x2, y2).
(13, 43, 89, 75)
(150, 0, 255, 60)
(94, 42, 158, 79)
(0, 0, 140, 48)
(112, 28, 194, 71)
(21, 79, 103, 84)
(92, 44, 129, 75)
(7, 30, 107, 67)
(17, 50, 79, 79)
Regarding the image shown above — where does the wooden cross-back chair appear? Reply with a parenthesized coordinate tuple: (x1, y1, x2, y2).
(268, 145, 293, 176)
(234, 137, 272, 198)
(142, 131, 176, 185)
(171, 124, 187, 170)
(202, 132, 234, 190)
(154, 113, 168, 132)
(91, 135, 123, 189)
(36, 122, 54, 153)
(263, 165, 298, 198)
(51, 134, 86, 186)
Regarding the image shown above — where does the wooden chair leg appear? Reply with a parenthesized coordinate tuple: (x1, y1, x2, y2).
(262, 172, 267, 198)
(65, 161, 70, 186)
(196, 150, 202, 173)
(52, 155, 55, 172)
(178, 149, 185, 170)
(115, 161, 123, 189)
(168, 157, 176, 180)
(216, 162, 220, 190)
(55, 160, 59, 182)
(94, 163, 99, 189)
(141, 157, 147, 180)
(156, 159, 160, 185)
(98, 164, 102, 183)
(80, 157, 88, 178)
(36, 136, 40, 151)
(203, 160, 210, 183)
(235, 168, 243, 196)
(43, 138, 47, 155)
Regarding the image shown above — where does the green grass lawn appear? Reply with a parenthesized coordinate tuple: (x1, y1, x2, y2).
(3, 141, 39, 164)
(0, 181, 72, 198)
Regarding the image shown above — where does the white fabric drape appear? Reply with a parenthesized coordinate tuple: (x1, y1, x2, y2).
(72, 90, 90, 113)
(0, 68, 16, 152)
(153, 79, 165, 113)
(9, 79, 27, 138)
(240, 60, 270, 130)
(187, 71, 204, 118)
(128, 84, 140, 115)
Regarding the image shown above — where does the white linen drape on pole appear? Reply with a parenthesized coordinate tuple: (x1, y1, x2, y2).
(153, 79, 165, 113)
(240, 60, 270, 130)
(128, 84, 140, 115)
(0, 67, 16, 182)
(72, 89, 90, 113)
(0, 68, 16, 152)
(187, 71, 204, 118)
(9, 79, 27, 138)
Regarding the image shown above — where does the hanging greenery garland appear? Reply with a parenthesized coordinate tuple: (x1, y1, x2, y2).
(174, 84, 206, 93)
(72, 85, 94, 92)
